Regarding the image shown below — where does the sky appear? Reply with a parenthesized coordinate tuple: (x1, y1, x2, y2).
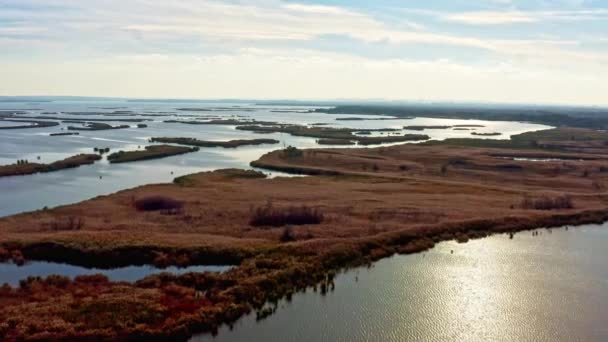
(0, 0, 607, 105)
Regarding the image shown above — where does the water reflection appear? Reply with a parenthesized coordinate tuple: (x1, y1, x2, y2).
(193, 225, 608, 342)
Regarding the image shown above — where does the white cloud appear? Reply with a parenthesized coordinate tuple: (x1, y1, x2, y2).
(0, 0, 607, 105)
(1, 48, 606, 105)
(1, 0, 602, 67)
(443, 9, 608, 25)
(443, 11, 537, 24)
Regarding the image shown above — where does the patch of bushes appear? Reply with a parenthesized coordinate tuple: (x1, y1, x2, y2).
(316, 139, 355, 146)
(521, 195, 573, 210)
(0, 247, 10, 262)
(134, 196, 184, 214)
(282, 146, 303, 158)
(250, 202, 324, 227)
(280, 227, 296, 242)
(94, 147, 111, 154)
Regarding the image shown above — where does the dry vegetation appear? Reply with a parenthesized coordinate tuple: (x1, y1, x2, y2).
(150, 137, 280, 148)
(107, 145, 199, 163)
(67, 122, 131, 131)
(0, 154, 101, 177)
(1, 127, 608, 340)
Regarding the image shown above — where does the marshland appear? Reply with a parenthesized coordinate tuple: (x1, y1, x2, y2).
(0, 98, 607, 341)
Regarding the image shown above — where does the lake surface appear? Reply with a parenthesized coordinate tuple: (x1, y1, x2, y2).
(0, 261, 231, 286)
(0, 99, 550, 216)
(193, 224, 608, 342)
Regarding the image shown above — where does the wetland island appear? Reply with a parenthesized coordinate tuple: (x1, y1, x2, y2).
(2, 2, 608, 339)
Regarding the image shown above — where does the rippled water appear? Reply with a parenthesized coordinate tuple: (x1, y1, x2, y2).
(193, 224, 608, 342)
(0, 261, 231, 286)
(0, 99, 550, 216)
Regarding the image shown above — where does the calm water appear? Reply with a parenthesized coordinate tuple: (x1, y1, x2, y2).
(194, 224, 608, 342)
(0, 262, 231, 286)
(0, 99, 550, 216)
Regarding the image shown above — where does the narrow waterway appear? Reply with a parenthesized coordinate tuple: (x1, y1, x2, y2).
(0, 262, 231, 286)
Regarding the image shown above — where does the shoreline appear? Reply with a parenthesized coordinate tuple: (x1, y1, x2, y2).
(2, 127, 608, 340)
(1, 202, 607, 341)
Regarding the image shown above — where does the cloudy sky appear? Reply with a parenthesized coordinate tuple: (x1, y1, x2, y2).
(1, 0, 607, 105)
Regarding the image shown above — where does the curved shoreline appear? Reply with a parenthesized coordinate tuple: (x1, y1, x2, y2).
(1, 204, 607, 341)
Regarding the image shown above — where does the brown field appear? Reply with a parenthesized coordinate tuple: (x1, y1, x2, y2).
(1, 127, 608, 340)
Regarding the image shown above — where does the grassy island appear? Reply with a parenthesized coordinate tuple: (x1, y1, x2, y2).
(164, 119, 278, 126)
(150, 137, 280, 148)
(237, 125, 427, 145)
(67, 122, 131, 131)
(50, 132, 80, 136)
(471, 132, 502, 136)
(0, 154, 101, 177)
(107, 145, 199, 163)
(317, 139, 356, 145)
(403, 125, 452, 130)
(2, 127, 608, 340)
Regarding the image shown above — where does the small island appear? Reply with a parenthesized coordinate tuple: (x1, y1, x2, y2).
(317, 139, 356, 145)
(357, 134, 430, 145)
(149, 137, 280, 148)
(50, 132, 80, 136)
(107, 145, 199, 163)
(404, 125, 452, 131)
(0, 154, 101, 177)
(471, 132, 502, 136)
(67, 123, 131, 131)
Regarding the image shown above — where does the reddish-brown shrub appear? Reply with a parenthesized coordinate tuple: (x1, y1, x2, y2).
(0, 247, 9, 262)
(250, 203, 324, 227)
(45, 275, 71, 288)
(280, 227, 296, 242)
(11, 250, 25, 266)
(521, 195, 573, 210)
(74, 274, 109, 284)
